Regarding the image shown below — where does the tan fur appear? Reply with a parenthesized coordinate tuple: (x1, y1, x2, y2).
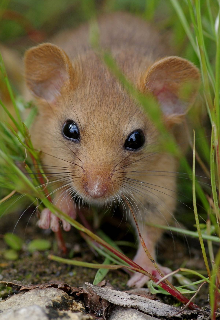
(24, 12, 200, 287)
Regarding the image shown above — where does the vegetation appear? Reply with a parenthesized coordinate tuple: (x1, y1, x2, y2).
(0, 0, 219, 316)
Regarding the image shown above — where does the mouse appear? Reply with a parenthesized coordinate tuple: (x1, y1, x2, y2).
(24, 12, 200, 288)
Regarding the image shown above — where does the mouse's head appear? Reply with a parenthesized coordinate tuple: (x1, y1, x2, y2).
(25, 44, 200, 206)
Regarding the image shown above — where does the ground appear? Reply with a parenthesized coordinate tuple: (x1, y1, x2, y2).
(0, 204, 210, 312)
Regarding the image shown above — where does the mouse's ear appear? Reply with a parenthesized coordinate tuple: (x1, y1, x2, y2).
(24, 43, 74, 103)
(140, 56, 200, 123)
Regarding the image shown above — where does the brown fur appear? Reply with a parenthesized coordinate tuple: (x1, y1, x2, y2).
(24, 12, 200, 287)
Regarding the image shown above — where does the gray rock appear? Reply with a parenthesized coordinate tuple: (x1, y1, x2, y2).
(0, 288, 92, 320)
(0, 305, 48, 320)
(110, 307, 160, 320)
(0, 288, 65, 311)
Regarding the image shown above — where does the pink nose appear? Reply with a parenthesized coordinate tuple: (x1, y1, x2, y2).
(83, 174, 108, 199)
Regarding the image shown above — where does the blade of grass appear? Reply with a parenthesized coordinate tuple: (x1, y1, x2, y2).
(0, 99, 20, 130)
(0, 149, 40, 196)
(209, 249, 220, 319)
(97, 230, 123, 253)
(210, 124, 220, 225)
(0, 53, 23, 131)
(207, 0, 216, 36)
(207, 215, 215, 266)
(193, 131, 211, 279)
(143, 0, 157, 21)
(0, 190, 16, 204)
(115, 241, 137, 249)
(194, 0, 214, 120)
(214, 7, 220, 134)
(187, 0, 215, 88)
(178, 268, 210, 283)
(91, 230, 124, 284)
(49, 254, 122, 270)
(84, 236, 129, 266)
(169, 0, 199, 56)
(24, 105, 38, 128)
(180, 156, 210, 212)
(93, 257, 111, 285)
(146, 223, 220, 243)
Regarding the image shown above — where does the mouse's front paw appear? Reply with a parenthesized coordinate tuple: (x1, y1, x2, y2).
(127, 272, 150, 288)
(37, 203, 77, 232)
(127, 265, 172, 288)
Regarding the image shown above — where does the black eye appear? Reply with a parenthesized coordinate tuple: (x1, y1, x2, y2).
(62, 120, 80, 142)
(124, 129, 145, 151)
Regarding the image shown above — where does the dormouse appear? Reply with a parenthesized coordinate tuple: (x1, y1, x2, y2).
(24, 12, 200, 287)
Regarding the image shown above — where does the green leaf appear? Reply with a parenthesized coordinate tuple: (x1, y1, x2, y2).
(4, 233, 23, 250)
(148, 280, 196, 295)
(148, 280, 170, 295)
(3, 249, 19, 260)
(93, 257, 111, 285)
(28, 239, 51, 253)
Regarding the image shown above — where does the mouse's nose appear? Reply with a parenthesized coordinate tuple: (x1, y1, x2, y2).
(83, 171, 110, 199)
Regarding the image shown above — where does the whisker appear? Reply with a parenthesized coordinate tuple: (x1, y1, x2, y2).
(123, 192, 144, 226)
(124, 187, 181, 252)
(125, 177, 207, 214)
(123, 182, 177, 222)
(125, 177, 193, 211)
(41, 151, 84, 170)
(127, 169, 211, 186)
(114, 152, 159, 173)
(13, 197, 39, 233)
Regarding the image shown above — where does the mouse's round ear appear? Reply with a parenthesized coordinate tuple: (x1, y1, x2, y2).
(140, 56, 200, 125)
(24, 43, 75, 103)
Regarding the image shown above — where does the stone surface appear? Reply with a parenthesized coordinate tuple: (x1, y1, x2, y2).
(0, 288, 92, 320)
(0, 288, 65, 311)
(110, 307, 160, 320)
(0, 305, 48, 320)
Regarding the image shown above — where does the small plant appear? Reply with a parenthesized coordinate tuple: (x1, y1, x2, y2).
(3, 232, 51, 260)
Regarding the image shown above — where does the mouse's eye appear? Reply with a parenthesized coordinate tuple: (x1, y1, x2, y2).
(124, 129, 145, 151)
(62, 120, 80, 142)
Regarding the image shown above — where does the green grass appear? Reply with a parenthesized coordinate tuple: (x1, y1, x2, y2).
(0, 0, 219, 315)
(168, 1, 220, 315)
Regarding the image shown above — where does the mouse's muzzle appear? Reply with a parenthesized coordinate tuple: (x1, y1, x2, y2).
(82, 166, 114, 201)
